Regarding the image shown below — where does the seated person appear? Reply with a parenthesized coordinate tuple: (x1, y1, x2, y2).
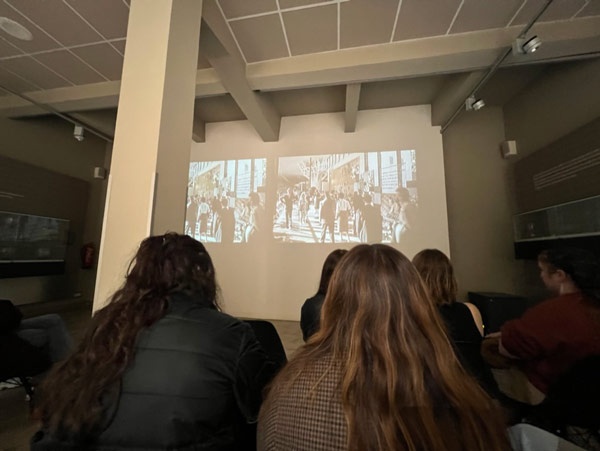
(32, 233, 275, 451)
(412, 250, 503, 397)
(300, 249, 347, 341)
(494, 247, 600, 405)
(259, 244, 510, 451)
(0, 300, 72, 382)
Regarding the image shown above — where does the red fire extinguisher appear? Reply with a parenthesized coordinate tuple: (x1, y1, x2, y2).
(81, 243, 95, 269)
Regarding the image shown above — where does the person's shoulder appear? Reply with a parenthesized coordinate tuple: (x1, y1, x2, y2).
(303, 293, 325, 307)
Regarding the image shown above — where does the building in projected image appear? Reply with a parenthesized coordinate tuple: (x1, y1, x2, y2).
(187, 158, 267, 243)
(274, 150, 417, 244)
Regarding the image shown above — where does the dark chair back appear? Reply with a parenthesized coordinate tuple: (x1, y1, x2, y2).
(244, 320, 287, 371)
(531, 355, 600, 430)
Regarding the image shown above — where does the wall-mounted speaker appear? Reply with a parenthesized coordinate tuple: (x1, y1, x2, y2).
(93, 167, 107, 179)
(501, 140, 518, 158)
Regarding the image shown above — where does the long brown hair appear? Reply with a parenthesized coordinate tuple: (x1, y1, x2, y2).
(317, 249, 348, 295)
(412, 248, 458, 306)
(265, 244, 508, 451)
(37, 233, 219, 436)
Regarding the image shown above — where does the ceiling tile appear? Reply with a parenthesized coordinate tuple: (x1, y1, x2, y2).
(34, 50, 105, 85)
(219, 0, 277, 19)
(340, 0, 399, 49)
(230, 14, 288, 62)
(394, 0, 462, 41)
(283, 4, 337, 56)
(0, 56, 71, 89)
(450, 0, 522, 33)
(279, 0, 333, 8)
(0, 37, 22, 58)
(577, 0, 600, 17)
(7, 0, 104, 46)
(65, 0, 129, 39)
(0, 3, 60, 52)
(71, 44, 124, 80)
(0, 66, 39, 92)
(511, 0, 587, 25)
(110, 39, 126, 55)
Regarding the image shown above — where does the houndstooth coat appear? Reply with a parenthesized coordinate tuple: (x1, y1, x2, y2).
(257, 357, 348, 451)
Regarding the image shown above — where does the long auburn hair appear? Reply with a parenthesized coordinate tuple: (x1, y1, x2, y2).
(264, 244, 509, 451)
(412, 248, 458, 306)
(317, 249, 348, 295)
(37, 233, 219, 436)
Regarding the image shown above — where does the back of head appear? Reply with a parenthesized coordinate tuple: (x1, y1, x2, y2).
(539, 247, 600, 301)
(277, 244, 508, 451)
(37, 233, 218, 436)
(396, 187, 411, 203)
(317, 249, 348, 295)
(412, 249, 457, 306)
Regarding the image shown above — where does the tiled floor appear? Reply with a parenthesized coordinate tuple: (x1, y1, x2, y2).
(0, 299, 303, 451)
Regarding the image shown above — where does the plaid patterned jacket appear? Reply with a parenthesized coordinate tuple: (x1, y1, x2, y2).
(257, 357, 348, 451)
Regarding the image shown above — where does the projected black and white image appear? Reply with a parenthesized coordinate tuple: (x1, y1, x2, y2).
(274, 151, 417, 243)
(186, 159, 267, 243)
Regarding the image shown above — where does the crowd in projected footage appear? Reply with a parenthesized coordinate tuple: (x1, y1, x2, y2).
(186, 159, 268, 243)
(274, 151, 418, 244)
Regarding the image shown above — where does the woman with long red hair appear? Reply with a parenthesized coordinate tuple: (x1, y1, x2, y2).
(258, 244, 509, 451)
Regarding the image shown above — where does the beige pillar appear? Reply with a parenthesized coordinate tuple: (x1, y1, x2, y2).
(93, 0, 202, 310)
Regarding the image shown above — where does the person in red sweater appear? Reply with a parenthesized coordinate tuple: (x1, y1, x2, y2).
(498, 247, 600, 404)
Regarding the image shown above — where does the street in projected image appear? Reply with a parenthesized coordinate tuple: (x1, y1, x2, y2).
(186, 159, 267, 243)
(274, 151, 418, 243)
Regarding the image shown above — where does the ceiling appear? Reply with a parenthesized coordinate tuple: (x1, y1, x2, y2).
(0, 0, 599, 95)
(0, 0, 598, 135)
(220, 0, 599, 62)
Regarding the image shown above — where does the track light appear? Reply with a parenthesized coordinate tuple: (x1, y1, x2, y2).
(465, 96, 485, 111)
(512, 35, 542, 55)
(73, 124, 85, 142)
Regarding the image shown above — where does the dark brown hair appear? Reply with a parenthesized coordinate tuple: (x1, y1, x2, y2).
(539, 247, 600, 301)
(36, 233, 219, 436)
(264, 244, 508, 451)
(317, 249, 348, 295)
(412, 248, 458, 306)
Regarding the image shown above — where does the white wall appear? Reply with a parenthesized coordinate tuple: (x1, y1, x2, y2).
(191, 106, 449, 320)
(442, 107, 528, 300)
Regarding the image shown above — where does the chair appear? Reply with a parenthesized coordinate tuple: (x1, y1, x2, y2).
(0, 330, 52, 404)
(526, 355, 600, 449)
(244, 320, 287, 371)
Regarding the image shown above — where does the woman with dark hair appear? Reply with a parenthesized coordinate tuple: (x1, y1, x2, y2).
(300, 249, 347, 341)
(494, 247, 600, 404)
(259, 244, 509, 451)
(32, 233, 274, 451)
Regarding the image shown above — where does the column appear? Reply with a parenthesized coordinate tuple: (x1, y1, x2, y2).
(93, 0, 202, 310)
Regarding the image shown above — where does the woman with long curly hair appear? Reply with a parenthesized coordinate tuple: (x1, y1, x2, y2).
(258, 244, 509, 451)
(32, 233, 274, 451)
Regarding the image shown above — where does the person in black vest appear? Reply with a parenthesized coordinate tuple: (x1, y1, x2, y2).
(32, 233, 275, 451)
(300, 249, 347, 341)
(412, 249, 504, 397)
